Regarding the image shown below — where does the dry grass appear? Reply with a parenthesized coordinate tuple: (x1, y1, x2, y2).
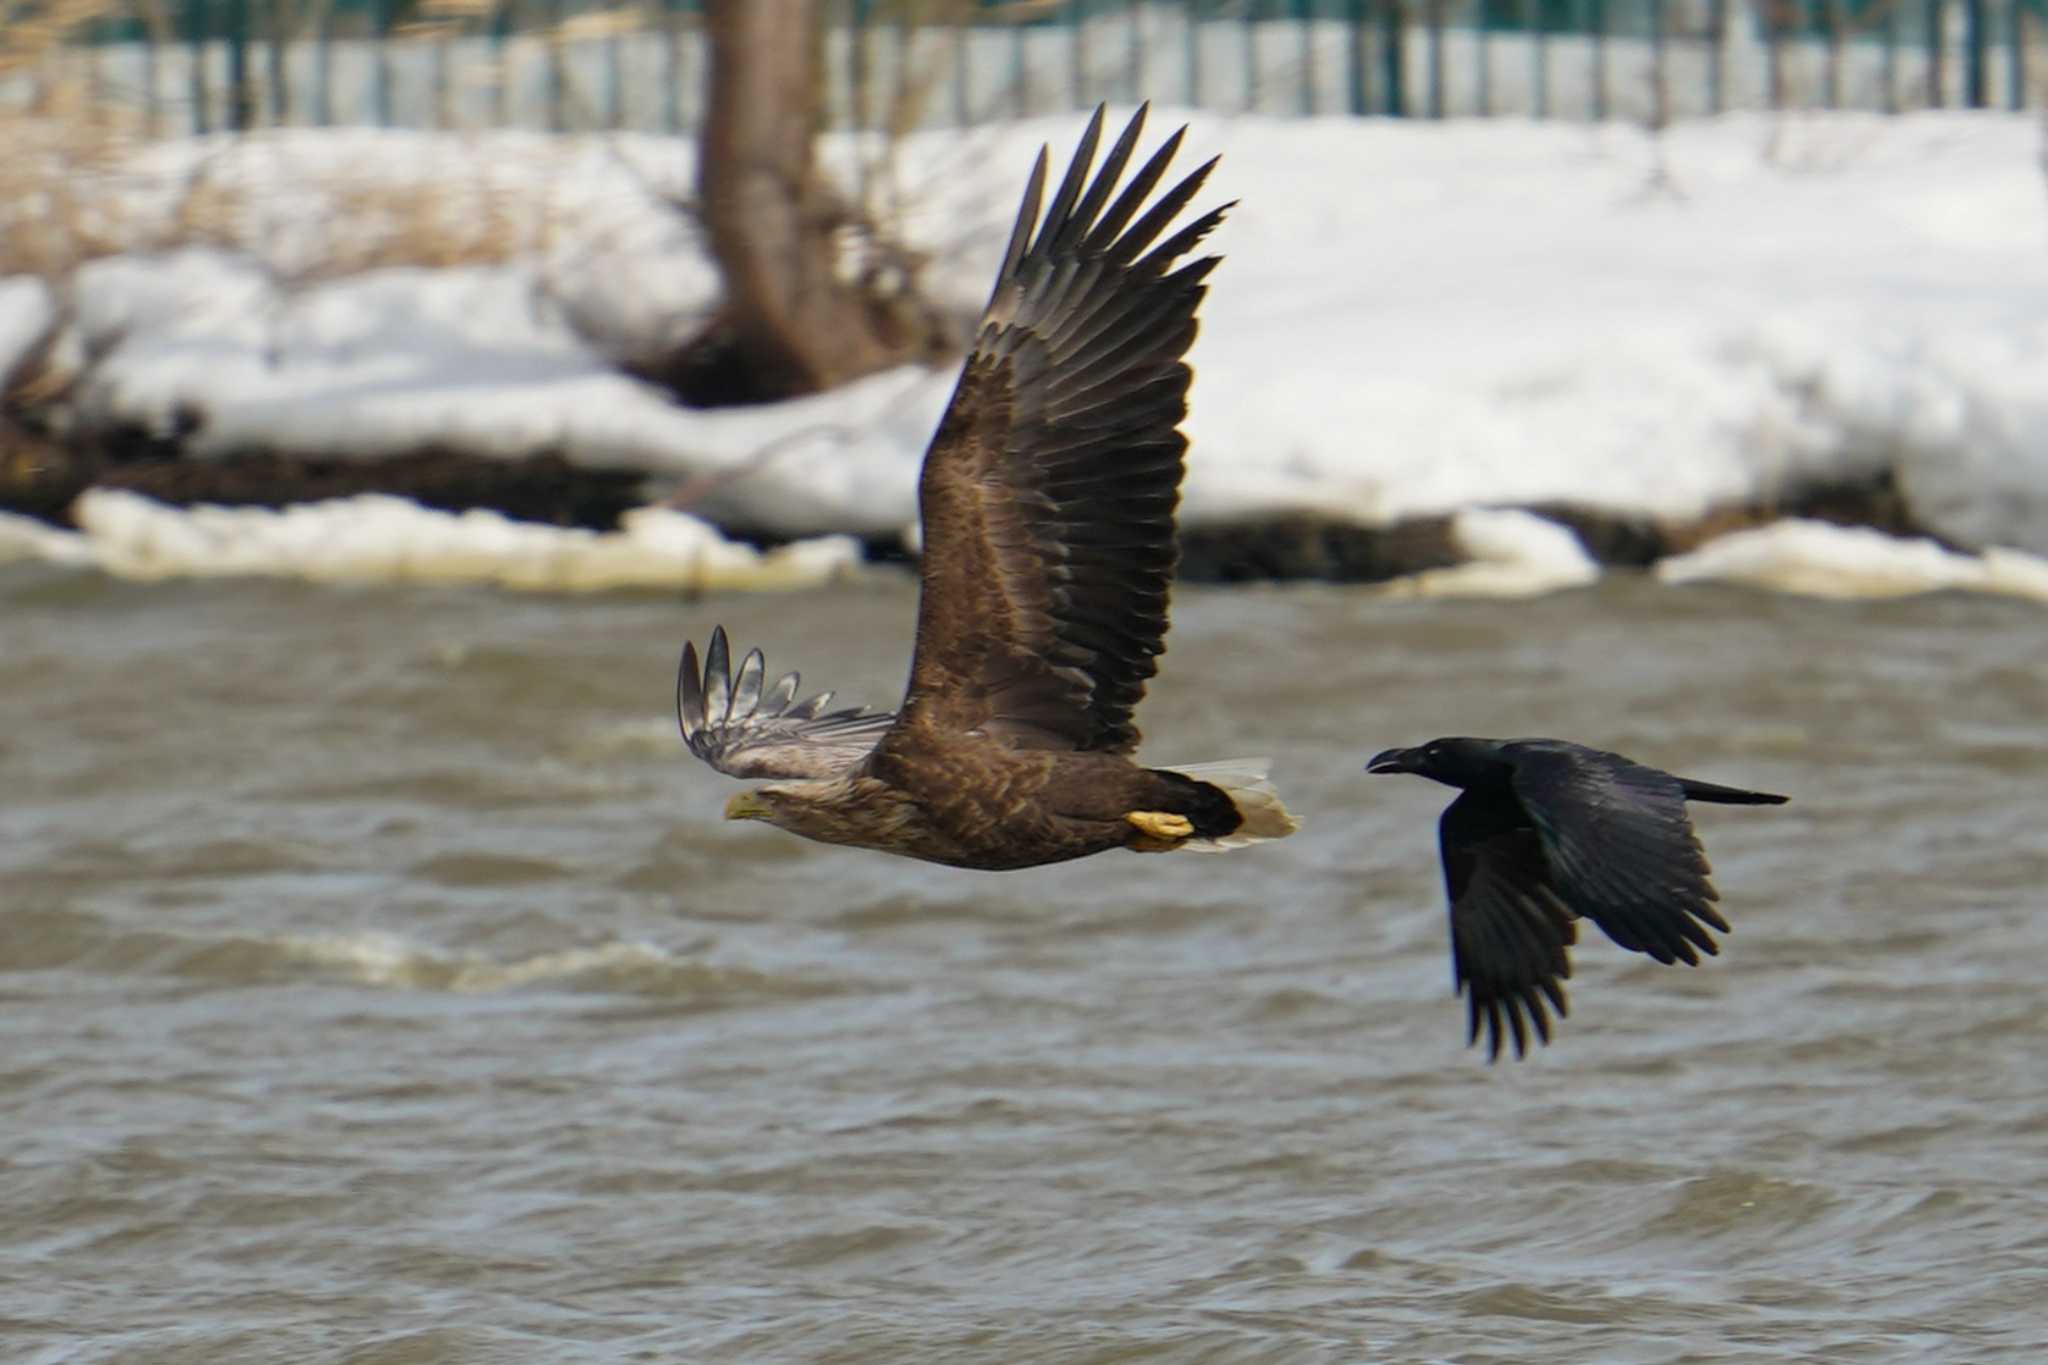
(0, 0, 132, 76)
(0, 0, 142, 274)
(0, 1, 976, 404)
(0, 117, 142, 278)
(278, 171, 546, 283)
(0, 0, 558, 284)
(0, 114, 558, 285)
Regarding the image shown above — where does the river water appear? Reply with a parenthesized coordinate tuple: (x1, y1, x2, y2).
(2, 564, 2042, 1363)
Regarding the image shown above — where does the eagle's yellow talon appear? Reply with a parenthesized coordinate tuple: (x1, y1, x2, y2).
(1126, 810, 1194, 841)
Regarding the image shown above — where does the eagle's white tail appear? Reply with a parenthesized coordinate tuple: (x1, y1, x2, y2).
(1169, 758, 1300, 851)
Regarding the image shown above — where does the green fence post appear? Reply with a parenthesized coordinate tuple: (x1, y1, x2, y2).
(1243, 0, 1260, 110)
(265, 0, 286, 125)
(662, 0, 683, 133)
(490, 0, 510, 127)
(373, 0, 392, 126)
(1068, 0, 1085, 108)
(953, 7, 971, 124)
(1927, 0, 1946, 105)
(1766, 0, 1784, 108)
(1708, 0, 1725, 113)
(1127, 0, 1145, 102)
(1589, 0, 1606, 119)
(1825, 0, 1843, 106)
(1965, 0, 1987, 104)
(605, 18, 625, 129)
(1345, 0, 1370, 113)
(1475, 0, 1492, 116)
(1528, 0, 1547, 118)
(143, 5, 162, 136)
(187, 0, 207, 133)
(225, 0, 249, 129)
(87, 12, 108, 110)
(1882, 0, 1899, 110)
(546, 0, 567, 130)
(1650, 0, 1667, 124)
(1379, 0, 1404, 114)
(1010, 4, 1027, 114)
(431, 22, 451, 128)
(887, 9, 909, 125)
(2007, 0, 2027, 109)
(847, 0, 863, 130)
(1296, 0, 1316, 113)
(1425, 0, 1443, 115)
(313, 0, 331, 124)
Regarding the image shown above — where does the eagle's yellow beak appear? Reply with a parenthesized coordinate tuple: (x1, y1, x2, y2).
(724, 791, 771, 822)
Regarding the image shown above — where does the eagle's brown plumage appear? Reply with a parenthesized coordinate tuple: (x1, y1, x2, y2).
(676, 106, 1297, 870)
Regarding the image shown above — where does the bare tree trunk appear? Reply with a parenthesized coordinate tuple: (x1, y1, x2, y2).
(689, 0, 908, 404)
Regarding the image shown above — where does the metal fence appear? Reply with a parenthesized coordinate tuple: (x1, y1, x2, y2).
(12, 0, 2045, 135)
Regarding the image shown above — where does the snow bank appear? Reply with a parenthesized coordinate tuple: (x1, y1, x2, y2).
(1381, 507, 1602, 598)
(1658, 520, 2048, 601)
(6, 109, 2048, 594)
(0, 277, 54, 384)
(0, 493, 861, 592)
(0, 506, 98, 568)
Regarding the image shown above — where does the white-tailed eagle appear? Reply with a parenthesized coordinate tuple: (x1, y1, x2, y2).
(675, 105, 1297, 870)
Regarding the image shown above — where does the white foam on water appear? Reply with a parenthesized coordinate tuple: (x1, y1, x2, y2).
(275, 931, 683, 993)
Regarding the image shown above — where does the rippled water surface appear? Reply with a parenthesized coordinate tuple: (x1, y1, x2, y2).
(3, 565, 2044, 1363)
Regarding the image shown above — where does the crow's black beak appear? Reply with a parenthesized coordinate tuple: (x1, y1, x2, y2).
(1365, 747, 1412, 775)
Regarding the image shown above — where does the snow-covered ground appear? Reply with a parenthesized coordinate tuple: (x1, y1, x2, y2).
(5, 108, 2048, 598)
(0, 491, 863, 592)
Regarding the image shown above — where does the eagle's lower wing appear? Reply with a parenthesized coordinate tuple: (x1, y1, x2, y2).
(1439, 791, 1577, 1061)
(1503, 741, 1730, 966)
(677, 627, 894, 780)
(894, 104, 1227, 754)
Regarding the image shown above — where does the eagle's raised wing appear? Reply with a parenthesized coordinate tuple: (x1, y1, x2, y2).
(891, 104, 1228, 755)
(677, 626, 895, 781)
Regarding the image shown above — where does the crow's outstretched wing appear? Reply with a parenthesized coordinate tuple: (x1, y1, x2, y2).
(1503, 740, 1730, 966)
(677, 627, 895, 781)
(1438, 789, 1577, 1061)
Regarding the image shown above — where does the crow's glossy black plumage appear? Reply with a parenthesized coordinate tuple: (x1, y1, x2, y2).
(1366, 737, 1787, 1061)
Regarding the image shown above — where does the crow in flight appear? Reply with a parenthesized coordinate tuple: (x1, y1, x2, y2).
(1366, 737, 1786, 1060)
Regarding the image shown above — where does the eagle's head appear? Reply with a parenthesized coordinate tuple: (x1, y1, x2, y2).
(721, 779, 895, 851)
(723, 785, 805, 828)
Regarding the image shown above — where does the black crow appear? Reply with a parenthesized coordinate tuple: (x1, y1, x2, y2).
(1365, 737, 1787, 1061)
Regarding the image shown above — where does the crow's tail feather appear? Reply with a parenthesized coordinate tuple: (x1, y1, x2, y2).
(1678, 777, 1787, 806)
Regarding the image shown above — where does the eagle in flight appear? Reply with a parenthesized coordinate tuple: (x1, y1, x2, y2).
(675, 106, 1297, 870)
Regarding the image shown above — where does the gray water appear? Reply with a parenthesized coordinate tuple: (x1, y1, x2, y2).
(2, 564, 2043, 1363)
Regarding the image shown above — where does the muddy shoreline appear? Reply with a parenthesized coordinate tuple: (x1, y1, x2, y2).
(0, 414, 1933, 584)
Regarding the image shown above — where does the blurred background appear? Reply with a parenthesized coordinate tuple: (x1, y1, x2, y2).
(4, 0, 2040, 134)
(3, 4, 2046, 1363)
